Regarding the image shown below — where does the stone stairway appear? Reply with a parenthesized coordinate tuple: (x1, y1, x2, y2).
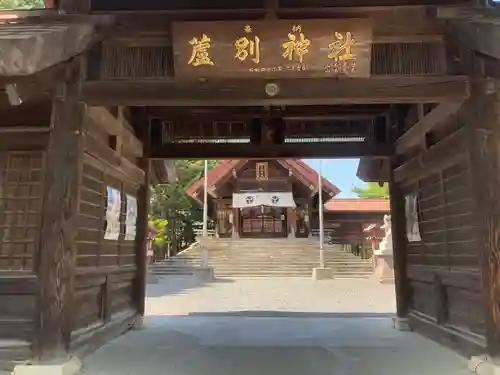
(150, 238, 374, 278)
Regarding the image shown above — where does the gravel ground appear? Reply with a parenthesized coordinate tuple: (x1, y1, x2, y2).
(146, 276, 397, 316)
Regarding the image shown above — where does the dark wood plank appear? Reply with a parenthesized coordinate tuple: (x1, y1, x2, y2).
(81, 76, 470, 106)
(0, 274, 39, 295)
(395, 101, 463, 155)
(34, 65, 84, 361)
(150, 142, 390, 159)
(407, 265, 482, 291)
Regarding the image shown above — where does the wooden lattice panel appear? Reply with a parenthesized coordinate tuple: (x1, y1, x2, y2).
(371, 42, 446, 76)
(100, 44, 173, 80)
(95, 41, 446, 80)
(0, 152, 44, 270)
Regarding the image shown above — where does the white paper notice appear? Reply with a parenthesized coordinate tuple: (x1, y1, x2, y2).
(125, 194, 138, 241)
(104, 187, 121, 240)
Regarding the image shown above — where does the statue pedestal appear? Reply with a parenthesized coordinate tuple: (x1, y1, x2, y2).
(373, 252, 395, 284)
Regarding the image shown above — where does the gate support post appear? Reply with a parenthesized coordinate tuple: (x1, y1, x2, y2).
(134, 114, 153, 328)
(13, 65, 84, 374)
(465, 77, 500, 368)
(134, 159, 151, 328)
(389, 164, 410, 331)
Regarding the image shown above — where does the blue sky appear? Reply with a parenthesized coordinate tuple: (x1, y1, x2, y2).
(304, 159, 366, 198)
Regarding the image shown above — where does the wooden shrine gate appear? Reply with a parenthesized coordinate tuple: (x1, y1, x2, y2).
(1, 1, 500, 374)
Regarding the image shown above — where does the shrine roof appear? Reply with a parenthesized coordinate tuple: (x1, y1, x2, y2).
(324, 198, 390, 212)
(185, 159, 340, 197)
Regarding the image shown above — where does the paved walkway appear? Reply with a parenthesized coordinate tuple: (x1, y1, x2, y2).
(80, 277, 469, 375)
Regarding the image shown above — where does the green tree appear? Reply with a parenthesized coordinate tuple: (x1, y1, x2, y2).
(150, 160, 218, 251)
(151, 160, 218, 218)
(0, 0, 44, 9)
(352, 182, 389, 199)
(148, 217, 168, 246)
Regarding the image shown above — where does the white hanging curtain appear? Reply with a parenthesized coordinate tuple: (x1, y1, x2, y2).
(232, 192, 296, 208)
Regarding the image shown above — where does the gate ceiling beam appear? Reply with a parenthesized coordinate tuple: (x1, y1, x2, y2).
(146, 104, 388, 121)
(149, 142, 390, 159)
(81, 76, 470, 107)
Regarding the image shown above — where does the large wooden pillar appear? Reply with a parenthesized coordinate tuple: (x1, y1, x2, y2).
(464, 77, 500, 358)
(135, 115, 151, 318)
(135, 162, 151, 318)
(35, 65, 84, 361)
(389, 161, 410, 324)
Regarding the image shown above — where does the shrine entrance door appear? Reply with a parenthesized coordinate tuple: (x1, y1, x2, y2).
(240, 205, 287, 238)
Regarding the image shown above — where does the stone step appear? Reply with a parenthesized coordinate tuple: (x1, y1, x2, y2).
(160, 239, 374, 278)
(154, 262, 372, 268)
(157, 267, 373, 272)
(153, 270, 374, 278)
(170, 254, 370, 260)
(159, 262, 372, 269)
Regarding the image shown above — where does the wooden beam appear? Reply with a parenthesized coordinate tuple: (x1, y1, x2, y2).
(147, 109, 380, 122)
(395, 101, 463, 154)
(101, 6, 443, 41)
(82, 76, 470, 107)
(394, 126, 467, 183)
(150, 142, 390, 159)
(146, 104, 389, 119)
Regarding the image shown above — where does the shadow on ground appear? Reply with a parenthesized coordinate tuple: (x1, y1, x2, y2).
(80, 313, 470, 375)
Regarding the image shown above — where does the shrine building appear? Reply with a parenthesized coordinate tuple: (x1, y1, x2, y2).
(185, 159, 389, 242)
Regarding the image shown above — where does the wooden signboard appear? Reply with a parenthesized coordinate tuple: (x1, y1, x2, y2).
(172, 19, 372, 78)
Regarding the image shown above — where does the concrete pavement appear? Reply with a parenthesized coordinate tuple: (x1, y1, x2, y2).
(79, 277, 469, 375)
